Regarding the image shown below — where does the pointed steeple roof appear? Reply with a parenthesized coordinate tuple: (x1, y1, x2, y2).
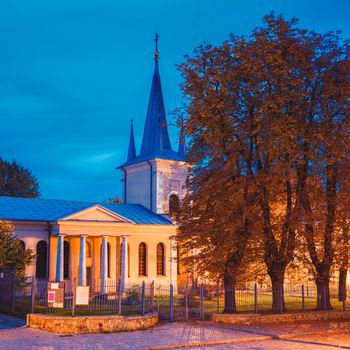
(127, 119, 136, 162)
(118, 34, 186, 170)
(140, 33, 172, 157)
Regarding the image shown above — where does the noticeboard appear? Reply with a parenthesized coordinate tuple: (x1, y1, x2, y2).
(75, 286, 89, 305)
(47, 282, 64, 308)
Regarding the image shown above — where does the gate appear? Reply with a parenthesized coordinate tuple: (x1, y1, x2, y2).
(0, 270, 15, 313)
(154, 284, 209, 321)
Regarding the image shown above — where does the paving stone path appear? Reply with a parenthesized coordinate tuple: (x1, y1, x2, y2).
(0, 314, 349, 350)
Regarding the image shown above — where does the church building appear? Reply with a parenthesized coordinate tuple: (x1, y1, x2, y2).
(0, 37, 188, 291)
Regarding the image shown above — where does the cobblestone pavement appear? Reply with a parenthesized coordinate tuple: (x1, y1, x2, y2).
(0, 314, 349, 350)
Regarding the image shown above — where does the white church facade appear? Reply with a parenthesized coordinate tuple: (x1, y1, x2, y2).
(0, 41, 188, 291)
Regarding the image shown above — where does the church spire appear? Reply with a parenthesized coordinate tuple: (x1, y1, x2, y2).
(127, 119, 136, 162)
(140, 33, 172, 157)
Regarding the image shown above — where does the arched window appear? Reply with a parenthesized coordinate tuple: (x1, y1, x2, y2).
(138, 242, 147, 276)
(119, 243, 130, 277)
(36, 240, 47, 279)
(156, 243, 165, 276)
(64, 241, 70, 279)
(18, 240, 25, 252)
(86, 241, 92, 258)
(100, 242, 111, 278)
(169, 194, 180, 220)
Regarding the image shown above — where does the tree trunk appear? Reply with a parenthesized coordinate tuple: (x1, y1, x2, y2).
(223, 274, 236, 313)
(338, 269, 347, 302)
(315, 270, 332, 310)
(269, 268, 286, 312)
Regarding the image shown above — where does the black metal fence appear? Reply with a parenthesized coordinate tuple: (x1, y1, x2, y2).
(1, 276, 350, 320)
(32, 279, 152, 317)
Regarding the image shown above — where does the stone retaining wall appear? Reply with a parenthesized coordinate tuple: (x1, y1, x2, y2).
(27, 312, 158, 334)
(212, 310, 350, 325)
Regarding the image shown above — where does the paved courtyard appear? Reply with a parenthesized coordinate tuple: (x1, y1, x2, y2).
(0, 314, 350, 350)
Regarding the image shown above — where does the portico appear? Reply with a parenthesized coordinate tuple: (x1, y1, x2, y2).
(47, 204, 177, 291)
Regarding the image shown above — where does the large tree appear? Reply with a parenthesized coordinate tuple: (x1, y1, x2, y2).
(177, 41, 259, 312)
(294, 29, 350, 309)
(0, 158, 39, 197)
(177, 13, 350, 312)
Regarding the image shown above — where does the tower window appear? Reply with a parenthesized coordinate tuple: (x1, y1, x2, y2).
(169, 194, 180, 220)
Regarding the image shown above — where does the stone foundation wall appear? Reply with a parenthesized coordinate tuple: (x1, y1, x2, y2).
(212, 310, 350, 325)
(27, 312, 158, 334)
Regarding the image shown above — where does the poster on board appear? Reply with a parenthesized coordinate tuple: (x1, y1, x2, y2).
(75, 286, 89, 305)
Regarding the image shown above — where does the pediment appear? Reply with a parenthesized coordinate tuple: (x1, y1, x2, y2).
(59, 205, 132, 223)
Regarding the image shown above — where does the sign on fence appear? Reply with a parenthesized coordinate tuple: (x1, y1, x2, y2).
(76, 286, 89, 305)
(47, 282, 64, 308)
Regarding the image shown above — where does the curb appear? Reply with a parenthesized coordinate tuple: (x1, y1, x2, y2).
(142, 329, 350, 350)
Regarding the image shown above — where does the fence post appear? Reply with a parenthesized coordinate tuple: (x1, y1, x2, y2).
(302, 285, 305, 312)
(31, 277, 37, 313)
(118, 279, 122, 315)
(150, 281, 154, 312)
(72, 278, 76, 317)
(254, 283, 258, 313)
(216, 284, 220, 313)
(185, 285, 189, 319)
(170, 284, 174, 322)
(199, 284, 204, 320)
(141, 281, 145, 316)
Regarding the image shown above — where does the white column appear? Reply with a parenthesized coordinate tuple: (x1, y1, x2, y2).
(55, 234, 65, 282)
(121, 236, 128, 291)
(100, 236, 108, 293)
(78, 235, 87, 286)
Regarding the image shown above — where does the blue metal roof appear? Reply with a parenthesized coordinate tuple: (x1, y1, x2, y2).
(0, 196, 172, 225)
(118, 150, 185, 168)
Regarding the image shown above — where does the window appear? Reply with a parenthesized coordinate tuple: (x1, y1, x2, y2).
(36, 240, 47, 279)
(169, 194, 180, 221)
(64, 241, 70, 279)
(86, 241, 92, 258)
(138, 242, 147, 276)
(156, 243, 165, 276)
(177, 244, 181, 275)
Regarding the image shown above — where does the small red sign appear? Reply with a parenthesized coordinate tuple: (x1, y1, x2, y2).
(48, 291, 55, 303)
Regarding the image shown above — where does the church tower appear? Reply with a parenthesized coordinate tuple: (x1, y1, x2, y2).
(118, 34, 188, 216)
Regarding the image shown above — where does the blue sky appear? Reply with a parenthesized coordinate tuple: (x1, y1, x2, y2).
(1, 0, 349, 201)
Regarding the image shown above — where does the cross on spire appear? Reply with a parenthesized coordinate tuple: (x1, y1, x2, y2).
(154, 33, 160, 61)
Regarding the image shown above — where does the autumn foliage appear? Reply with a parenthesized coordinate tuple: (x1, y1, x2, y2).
(177, 14, 350, 312)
